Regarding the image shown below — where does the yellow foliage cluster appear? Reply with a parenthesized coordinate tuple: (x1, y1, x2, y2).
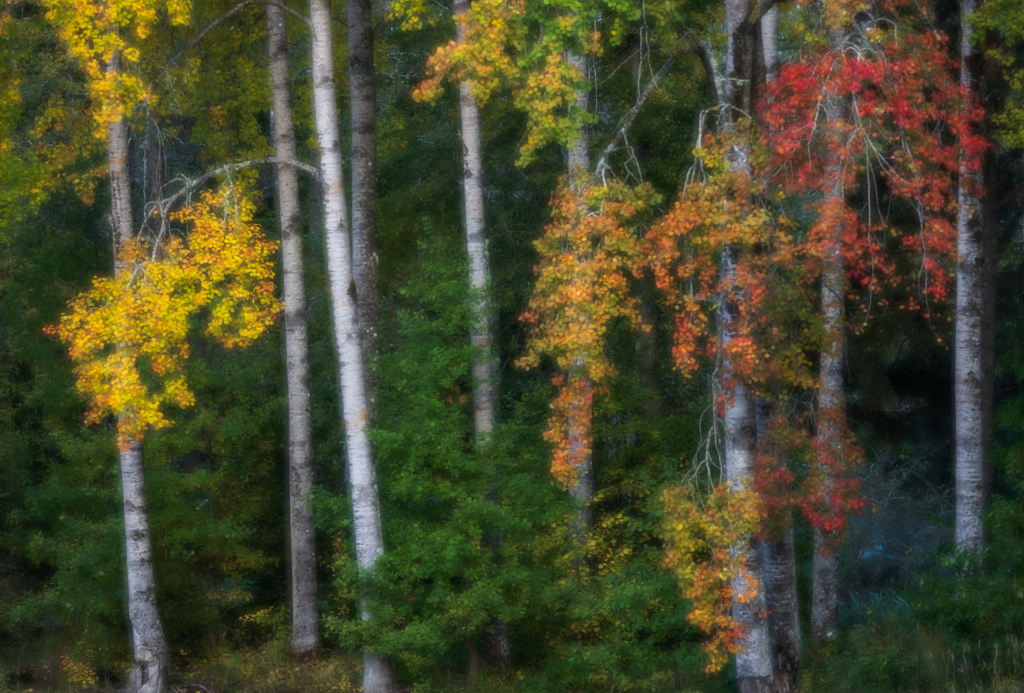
(42, 0, 191, 132)
(413, 0, 595, 164)
(47, 186, 280, 450)
(662, 483, 762, 673)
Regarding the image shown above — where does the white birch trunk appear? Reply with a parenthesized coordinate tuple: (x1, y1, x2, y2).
(954, 0, 993, 556)
(109, 83, 169, 693)
(453, 0, 512, 666)
(722, 1, 773, 688)
(454, 0, 495, 447)
(812, 36, 846, 642)
(267, 4, 318, 656)
(308, 0, 396, 688)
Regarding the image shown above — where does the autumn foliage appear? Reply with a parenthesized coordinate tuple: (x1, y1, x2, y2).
(518, 177, 657, 484)
(662, 483, 762, 673)
(46, 187, 280, 449)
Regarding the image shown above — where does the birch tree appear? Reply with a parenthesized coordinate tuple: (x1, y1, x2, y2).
(721, 0, 773, 687)
(309, 0, 396, 688)
(955, 0, 995, 556)
(266, 3, 318, 656)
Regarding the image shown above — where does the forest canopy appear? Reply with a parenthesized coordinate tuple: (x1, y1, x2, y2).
(2, 0, 1024, 692)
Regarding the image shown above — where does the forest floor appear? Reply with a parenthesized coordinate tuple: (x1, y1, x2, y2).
(4, 624, 1024, 693)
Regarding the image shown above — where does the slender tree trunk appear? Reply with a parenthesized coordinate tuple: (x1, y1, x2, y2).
(309, 0, 396, 688)
(760, 6, 778, 83)
(110, 106, 168, 693)
(722, 1, 773, 689)
(267, 4, 318, 657)
(954, 0, 993, 556)
(564, 49, 595, 563)
(143, 118, 163, 236)
(812, 30, 847, 643)
(455, 0, 495, 451)
(348, 0, 380, 397)
(757, 19, 800, 691)
(454, 0, 511, 668)
(757, 400, 801, 693)
(567, 51, 589, 174)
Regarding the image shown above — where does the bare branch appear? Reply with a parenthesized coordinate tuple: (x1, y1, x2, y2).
(142, 157, 320, 242)
(595, 42, 699, 179)
(168, 0, 310, 65)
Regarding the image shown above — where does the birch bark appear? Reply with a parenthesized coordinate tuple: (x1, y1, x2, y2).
(267, 4, 318, 656)
(309, 0, 396, 688)
(349, 0, 380, 396)
(812, 30, 847, 643)
(954, 0, 993, 556)
(453, 0, 511, 667)
(722, 1, 772, 688)
(110, 104, 169, 693)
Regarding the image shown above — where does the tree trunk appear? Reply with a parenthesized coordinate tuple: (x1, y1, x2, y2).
(455, 0, 495, 451)
(454, 0, 511, 669)
(565, 50, 594, 563)
(120, 442, 168, 693)
(954, 0, 993, 556)
(723, 1, 773, 689)
(567, 51, 589, 174)
(267, 4, 318, 657)
(812, 30, 847, 643)
(757, 22, 800, 692)
(143, 118, 163, 236)
(761, 5, 779, 84)
(348, 0, 380, 398)
(110, 85, 169, 693)
(309, 0, 396, 689)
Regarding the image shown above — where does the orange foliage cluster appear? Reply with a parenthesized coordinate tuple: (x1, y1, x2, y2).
(644, 132, 819, 392)
(518, 177, 658, 485)
(46, 187, 280, 449)
(662, 484, 762, 673)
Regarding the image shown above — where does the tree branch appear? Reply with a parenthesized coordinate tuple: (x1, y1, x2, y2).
(142, 157, 320, 241)
(746, 0, 781, 26)
(595, 42, 698, 179)
(168, 0, 310, 65)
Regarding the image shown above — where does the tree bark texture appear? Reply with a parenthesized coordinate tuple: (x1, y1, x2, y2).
(309, 0, 396, 688)
(722, 2, 773, 689)
(267, 4, 318, 656)
(348, 0, 380, 395)
(454, 0, 510, 668)
(120, 442, 169, 693)
(756, 400, 801, 693)
(954, 0, 994, 555)
(110, 100, 169, 693)
(455, 0, 495, 448)
(564, 55, 594, 561)
(812, 34, 847, 643)
(143, 118, 163, 236)
(761, 5, 779, 83)
(567, 51, 589, 174)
